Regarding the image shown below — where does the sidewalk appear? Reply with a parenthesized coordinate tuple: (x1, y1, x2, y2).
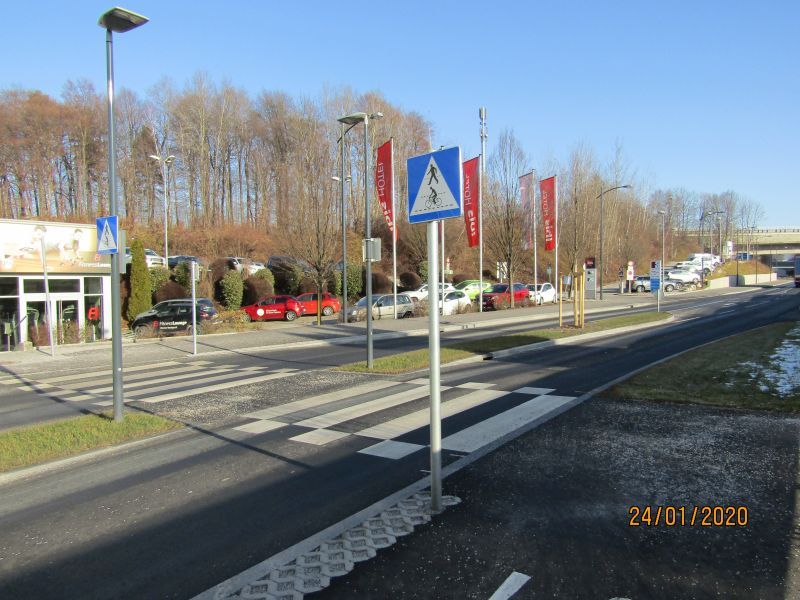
(0, 292, 659, 372)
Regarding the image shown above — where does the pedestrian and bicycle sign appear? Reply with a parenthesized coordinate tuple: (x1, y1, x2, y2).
(96, 216, 119, 254)
(407, 146, 462, 224)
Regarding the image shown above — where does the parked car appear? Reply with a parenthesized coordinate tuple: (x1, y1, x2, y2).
(441, 290, 473, 315)
(664, 269, 701, 285)
(526, 282, 556, 305)
(405, 283, 456, 302)
(125, 247, 166, 268)
(633, 276, 682, 293)
(226, 256, 265, 275)
(241, 295, 305, 322)
(168, 254, 201, 269)
(131, 301, 215, 337)
(345, 293, 414, 321)
(296, 292, 341, 316)
(134, 297, 216, 321)
(454, 279, 491, 300)
(481, 283, 529, 310)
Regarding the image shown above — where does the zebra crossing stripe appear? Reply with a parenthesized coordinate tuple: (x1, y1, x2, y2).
(358, 440, 424, 460)
(64, 365, 257, 395)
(136, 369, 299, 404)
(241, 380, 398, 421)
(442, 395, 575, 453)
(293, 385, 447, 430)
(355, 388, 507, 441)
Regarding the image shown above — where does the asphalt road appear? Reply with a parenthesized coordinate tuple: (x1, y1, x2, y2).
(0, 284, 797, 598)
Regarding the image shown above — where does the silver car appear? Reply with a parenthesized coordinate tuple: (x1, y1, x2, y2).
(345, 293, 415, 320)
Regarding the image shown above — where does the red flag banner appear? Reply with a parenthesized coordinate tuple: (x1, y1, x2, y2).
(462, 156, 480, 248)
(375, 139, 394, 238)
(519, 171, 534, 248)
(540, 176, 557, 251)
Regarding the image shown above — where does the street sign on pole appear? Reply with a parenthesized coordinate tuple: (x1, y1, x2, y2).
(96, 216, 119, 254)
(408, 147, 462, 224)
(407, 146, 463, 514)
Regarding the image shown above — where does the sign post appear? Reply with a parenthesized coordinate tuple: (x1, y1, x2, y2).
(650, 260, 661, 312)
(408, 146, 462, 513)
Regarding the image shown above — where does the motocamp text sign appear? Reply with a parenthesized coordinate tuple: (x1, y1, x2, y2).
(407, 146, 463, 224)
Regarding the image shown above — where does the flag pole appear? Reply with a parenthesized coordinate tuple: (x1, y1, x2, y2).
(533, 169, 538, 297)
(478, 107, 487, 311)
(554, 175, 559, 301)
(391, 138, 398, 319)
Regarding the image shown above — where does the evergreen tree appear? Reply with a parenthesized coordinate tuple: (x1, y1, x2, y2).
(127, 239, 152, 320)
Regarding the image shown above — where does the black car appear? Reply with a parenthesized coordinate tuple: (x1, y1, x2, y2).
(131, 301, 216, 337)
(168, 255, 201, 269)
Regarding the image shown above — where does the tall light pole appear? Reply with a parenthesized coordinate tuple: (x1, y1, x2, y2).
(99, 6, 148, 422)
(336, 121, 359, 324)
(149, 153, 175, 264)
(337, 111, 383, 368)
(33, 225, 55, 357)
(596, 184, 631, 300)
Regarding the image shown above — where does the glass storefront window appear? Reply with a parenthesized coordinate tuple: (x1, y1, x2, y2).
(0, 277, 19, 296)
(23, 279, 80, 294)
(85, 296, 103, 342)
(84, 277, 102, 294)
(0, 298, 19, 351)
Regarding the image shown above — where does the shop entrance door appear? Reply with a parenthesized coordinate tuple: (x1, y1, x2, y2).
(56, 299, 79, 344)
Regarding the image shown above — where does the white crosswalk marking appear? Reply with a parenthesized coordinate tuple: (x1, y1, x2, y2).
(233, 381, 578, 459)
(5, 361, 298, 406)
(355, 388, 506, 441)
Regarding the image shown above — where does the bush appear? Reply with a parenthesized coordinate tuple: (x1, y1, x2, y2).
(149, 267, 170, 297)
(220, 270, 244, 310)
(209, 258, 233, 284)
(252, 267, 275, 289)
(371, 271, 392, 294)
(345, 263, 362, 299)
(155, 280, 188, 303)
(452, 273, 471, 285)
(418, 261, 428, 280)
(298, 275, 317, 294)
(243, 275, 273, 305)
(174, 262, 193, 289)
(327, 270, 342, 297)
(127, 239, 151, 321)
(399, 271, 422, 290)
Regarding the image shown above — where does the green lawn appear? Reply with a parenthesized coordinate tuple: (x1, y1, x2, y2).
(608, 321, 800, 413)
(0, 411, 182, 473)
(339, 311, 671, 374)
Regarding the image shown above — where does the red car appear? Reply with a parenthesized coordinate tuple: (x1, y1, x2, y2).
(481, 283, 530, 310)
(295, 292, 341, 316)
(241, 295, 305, 322)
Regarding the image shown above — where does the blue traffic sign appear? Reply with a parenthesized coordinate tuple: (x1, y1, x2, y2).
(407, 146, 462, 224)
(96, 216, 119, 254)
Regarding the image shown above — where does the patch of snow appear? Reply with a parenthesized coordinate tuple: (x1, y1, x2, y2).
(735, 323, 800, 398)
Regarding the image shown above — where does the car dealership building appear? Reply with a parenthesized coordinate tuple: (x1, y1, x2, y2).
(0, 219, 112, 351)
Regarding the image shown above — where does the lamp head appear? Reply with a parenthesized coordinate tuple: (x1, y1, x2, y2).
(99, 7, 149, 32)
(337, 112, 368, 126)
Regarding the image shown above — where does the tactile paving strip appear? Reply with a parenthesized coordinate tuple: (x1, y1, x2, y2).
(230, 492, 461, 599)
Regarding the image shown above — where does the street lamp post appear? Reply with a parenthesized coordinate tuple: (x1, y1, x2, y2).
(596, 184, 631, 300)
(33, 225, 55, 357)
(336, 121, 360, 324)
(99, 6, 148, 422)
(337, 111, 383, 368)
(149, 154, 175, 264)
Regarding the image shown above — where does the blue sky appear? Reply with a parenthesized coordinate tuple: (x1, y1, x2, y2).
(2, 1, 797, 226)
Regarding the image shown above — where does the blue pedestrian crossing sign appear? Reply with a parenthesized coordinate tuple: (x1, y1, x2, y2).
(96, 216, 119, 254)
(407, 146, 462, 224)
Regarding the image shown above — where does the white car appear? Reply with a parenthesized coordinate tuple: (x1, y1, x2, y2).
(526, 282, 556, 305)
(664, 269, 701, 284)
(405, 283, 456, 302)
(124, 247, 166, 268)
(441, 290, 473, 315)
(227, 257, 265, 275)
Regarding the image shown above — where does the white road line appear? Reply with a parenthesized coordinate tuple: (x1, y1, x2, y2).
(61, 365, 259, 395)
(358, 440, 424, 459)
(289, 429, 350, 445)
(294, 385, 446, 430)
(488, 571, 531, 600)
(233, 420, 286, 434)
(136, 370, 299, 404)
(513, 386, 555, 395)
(442, 395, 575, 453)
(355, 389, 507, 441)
(242, 380, 398, 420)
(32, 360, 205, 385)
(455, 381, 497, 390)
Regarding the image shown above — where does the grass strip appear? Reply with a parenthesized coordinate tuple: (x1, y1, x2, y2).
(0, 412, 182, 473)
(339, 310, 670, 374)
(608, 321, 800, 413)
